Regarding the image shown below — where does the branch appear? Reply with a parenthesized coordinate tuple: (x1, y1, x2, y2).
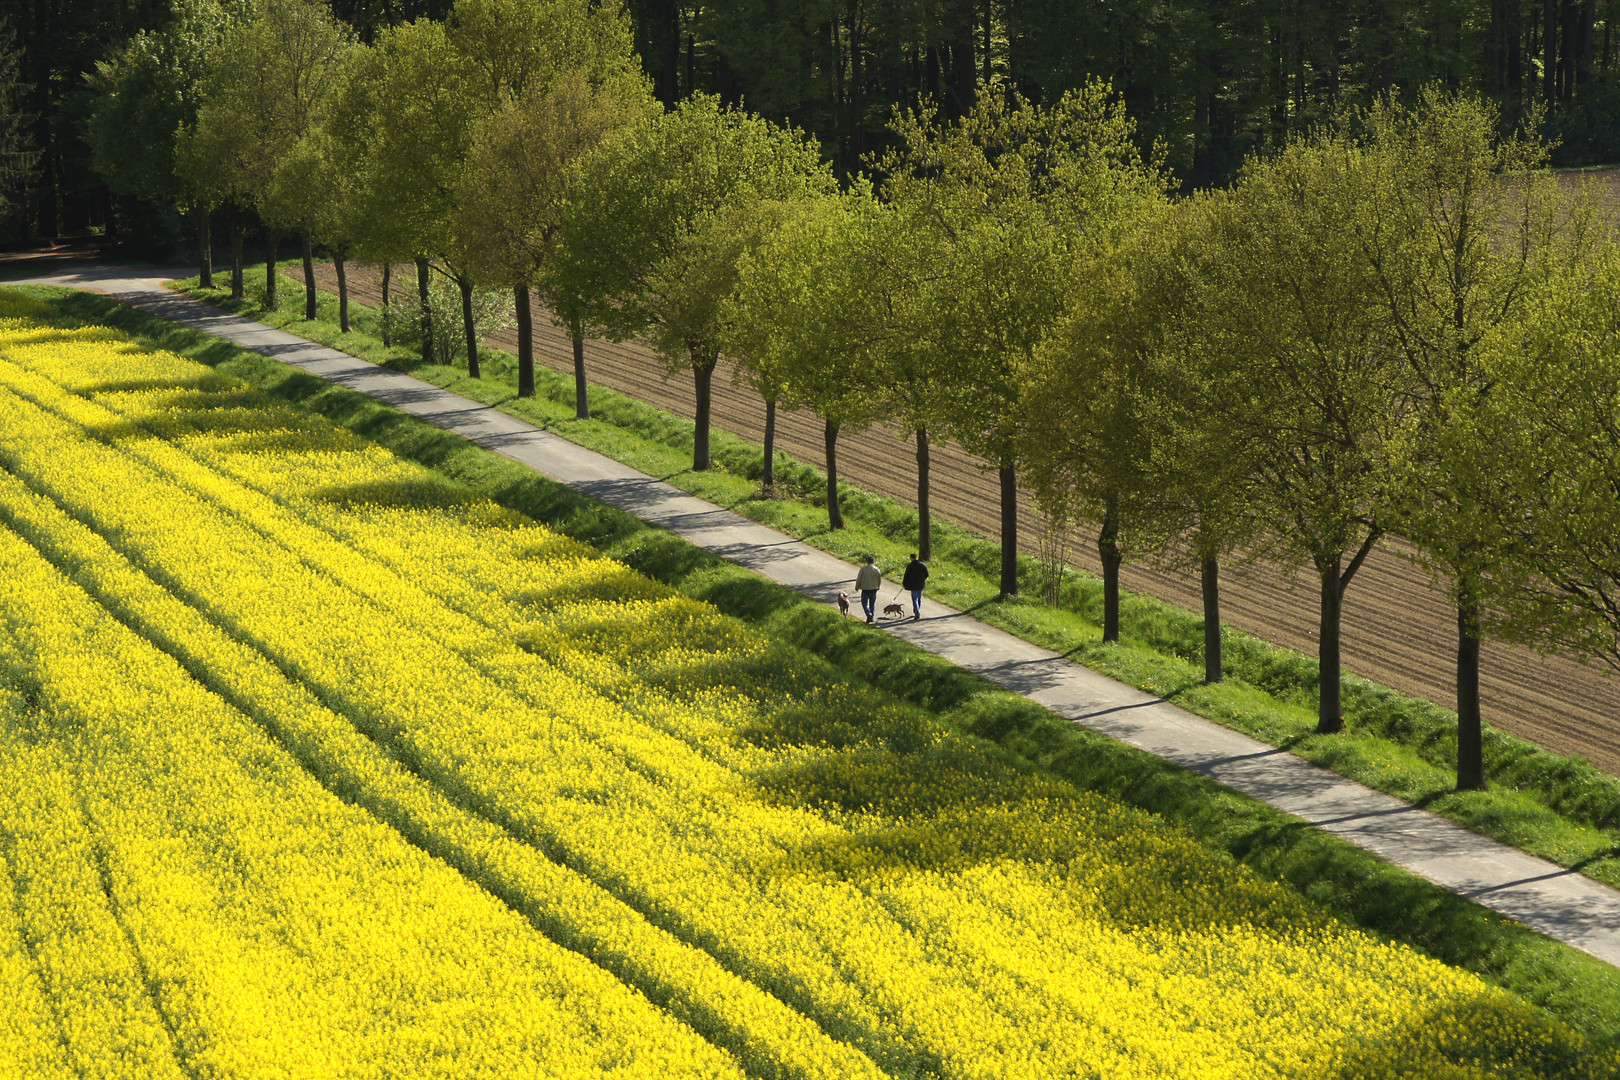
(1339, 525, 1384, 593)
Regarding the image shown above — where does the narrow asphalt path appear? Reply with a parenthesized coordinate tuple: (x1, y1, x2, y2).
(14, 267, 1620, 970)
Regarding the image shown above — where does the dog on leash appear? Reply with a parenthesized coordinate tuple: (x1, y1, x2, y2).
(837, 592, 851, 617)
(882, 602, 907, 619)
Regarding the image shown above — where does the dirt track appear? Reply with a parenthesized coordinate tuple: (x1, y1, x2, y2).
(297, 260, 1620, 777)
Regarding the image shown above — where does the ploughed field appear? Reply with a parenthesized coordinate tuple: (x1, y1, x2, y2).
(311, 260, 1620, 777)
(0, 291, 1610, 1077)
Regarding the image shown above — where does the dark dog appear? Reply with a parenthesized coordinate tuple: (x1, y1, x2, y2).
(882, 602, 907, 619)
(837, 592, 851, 617)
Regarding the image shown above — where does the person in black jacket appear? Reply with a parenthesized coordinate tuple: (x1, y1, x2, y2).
(901, 553, 929, 621)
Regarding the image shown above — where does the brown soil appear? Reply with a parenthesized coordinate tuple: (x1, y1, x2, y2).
(1553, 165, 1620, 221)
(288, 259, 1620, 777)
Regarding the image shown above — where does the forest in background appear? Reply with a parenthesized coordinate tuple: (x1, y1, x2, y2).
(2, 0, 1619, 248)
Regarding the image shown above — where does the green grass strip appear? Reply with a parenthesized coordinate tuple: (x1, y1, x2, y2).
(13, 281, 1620, 1050)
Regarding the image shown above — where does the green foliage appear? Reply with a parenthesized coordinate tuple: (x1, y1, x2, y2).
(449, 0, 640, 105)
(724, 190, 895, 427)
(557, 94, 837, 371)
(457, 66, 654, 291)
(178, 0, 352, 233)
(388, 268, 513, 364)
(1364, 92, 1598, 636)
(1475, 245, 1620, 670)
(876, 84, 1169, 467)
(348, 17, 475, 262)
(85, 0, 240, 214)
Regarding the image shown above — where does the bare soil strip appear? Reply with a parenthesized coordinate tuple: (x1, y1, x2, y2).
(300, 260, 1620, 777)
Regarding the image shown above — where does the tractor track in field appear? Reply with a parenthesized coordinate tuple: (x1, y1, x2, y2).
(294, 260, 1620, 777)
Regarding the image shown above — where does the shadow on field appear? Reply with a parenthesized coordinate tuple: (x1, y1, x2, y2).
(306, 478, 483, 512)
(1323, 996, 1598, 1078)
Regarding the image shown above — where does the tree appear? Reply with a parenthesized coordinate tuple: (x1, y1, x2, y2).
(351, 16, 478, 364)
(875, 82, 1167, 596)
(1022, 226, 1170, 647)
(437, 0, 646, 382)
(455, 1, 652, 402)
(859, 204, 943, 560)
(1135, 199, 1268, 682)
(185, 0, 352, 309)
(177, 53, 264, 300)
(1186, 134, 1415, 735)
(1032, 195, 1263, 675)
(725, 190, 892, 530)
(1471, 247, 1620, 677)
(0, 21, 32, 223)
(266, 122, 365, 328)
(1353, 90, 1596, 789)
(86, 0, 237, 286)
(556, 94, 835, 471)
(253, 0, 352, 318)
(714, 200, 800, 492)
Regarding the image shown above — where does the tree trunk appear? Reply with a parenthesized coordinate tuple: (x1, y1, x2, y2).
(264, 228, 280, 309)
(1456, 592, 1488, 790)
(334, 251, 350, 332)
(998, 459, 1018, 596)
(1488, 0, 1507, 92)
(762, 398, 776, 488)
(515, 284, 534, 398)
(571, 314, 588, 419)
(692, 354, 717, 471)
(1577, 0, 1597, 88)
(197, 208, 213, 289)
(1317, 554, 1346, 733)
(646, 0, 680, 106)
(380, 262, 392, 346)
(1098, 503, 1122, 643)
(459, 275, 479, 378)
(1545, 0, 1560, 101)
(1201, 555, 1223, 683)
(301, 229, 316, 319)
(415, 257, 434, 364)
(1508, 0, 1523, 92)
(825, 418, 844, 530)
(916, 426, 932, 563)
(230, 218, 245, 301)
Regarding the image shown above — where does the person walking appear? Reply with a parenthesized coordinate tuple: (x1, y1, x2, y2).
(854, 555, 883, 624)
(902, 553, 929, 621)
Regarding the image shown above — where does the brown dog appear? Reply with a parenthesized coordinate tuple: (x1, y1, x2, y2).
(882, 602, 906, 619)
(837, 592, 851, 616)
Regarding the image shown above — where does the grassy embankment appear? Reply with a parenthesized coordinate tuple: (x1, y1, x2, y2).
(21, 280, 1620, 1048)
(173, 270, 1620, 895)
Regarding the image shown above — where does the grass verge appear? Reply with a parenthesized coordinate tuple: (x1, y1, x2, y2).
(14, 280, 1620, 1048)
(172, 269, 1620, 894)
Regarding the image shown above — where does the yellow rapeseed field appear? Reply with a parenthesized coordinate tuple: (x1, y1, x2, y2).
(0, 293, 1609, 1078)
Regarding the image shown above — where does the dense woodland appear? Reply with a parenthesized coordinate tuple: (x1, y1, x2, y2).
(2, 0, 1620, 242)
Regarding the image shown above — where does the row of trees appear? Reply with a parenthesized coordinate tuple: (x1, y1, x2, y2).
(84, 0, 1620, 793)
(1016, 92, 1613, 791)
(637, 86, 1620, 797)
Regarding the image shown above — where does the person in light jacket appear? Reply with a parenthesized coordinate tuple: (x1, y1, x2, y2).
(901, 553, 929, 621)
(854, 556, 883, 624)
